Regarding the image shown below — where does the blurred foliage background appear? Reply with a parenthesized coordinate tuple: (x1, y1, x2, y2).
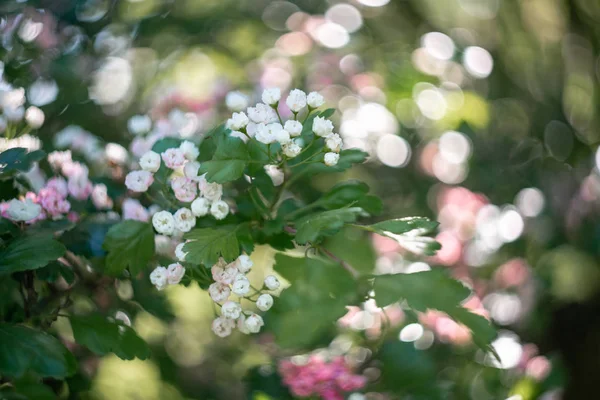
(2, 0, 600, 398)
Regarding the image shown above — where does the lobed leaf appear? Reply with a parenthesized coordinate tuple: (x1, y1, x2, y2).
(0, 234, 66, 275)
(183, 225, 241, 266)
(199, 135, 249, 183)
(102, 220, 155, 276)
(294, 207, 366, 244)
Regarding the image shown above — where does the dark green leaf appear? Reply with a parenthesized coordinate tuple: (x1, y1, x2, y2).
(319, 108, 336, 118)
(102, 220, 155, 276)
(247, 140, 271, 175)
(0, 323, 76, 378)
(183, 225, 241, 266)
(0, 234, 66, 275)
(294, 207, 366, 244)
(0, 217, 18, 236)
(151, 137, 181, 154)
(320, 180, 370, 209)
(0, 148, 45, 175)
(69, 314, 150, 360)
(36, 261, 75, 284)
(198, 135, 249, 183)
(268, 254, 357, 349)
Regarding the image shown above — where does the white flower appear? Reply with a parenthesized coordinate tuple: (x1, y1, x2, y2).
(125, 170, 154, 192)
(179, 140, 199, 161)
(4, 106, 24, 122)
(28, 79, 59, 107)
(199, 177, 223, 202)
(152, 210, 175, 235)
(209, 282, 231, 303)
(226, 112, 249, 130)
(212, 264, 238, 285)
(91, 184, 113, 209)
(191, 197, 210, 217)
(18, 19, 43, 42)
(244, 313, 264, 333)
(237, 314, 250, 334)
(212, 317, 235, 337)
(256, 294, 274, 311)
(265, 165, 284, 186)
(150, 266, 168, 291)
(210, 200, 230, 220)
(25, 106, 44, 128)
(232, 275, 250, 296)
(247, 103, 277, 124)
(324, 152, 340, 166)
(264, 275, 280, 290)
(221, 301, 242, 319)
(255, 123, 275, 144)
(105, 143, 128, 164)
(174, 208, 196, 232)
(184, 161, 201, 179)
(274, 127, 291, 145)
(139, 151, 161, 172)
(229, 130, 248, 143)
(262, 88, 281, 105)
(325, 133, 343, 153)
(6, 198, 41, 222)
(89, 57, 132, 105)
(1, 88, 25, 109)
(128, 114, 152, 135)
(175, 242, 187, 262)
(225, 91, 249, 111)
(312, 116, 334, 137)
(235, 254, 253, 274)
(284, 120, 302, 137)
(283, 142, 302, 158)
(167, 263, 186, 285)
(161, 148, 186, 169)
(286, 89, 307, 112)
(307, 91, 325, 108)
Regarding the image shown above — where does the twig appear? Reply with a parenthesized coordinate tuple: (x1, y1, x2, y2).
(319, 247, 359, 279)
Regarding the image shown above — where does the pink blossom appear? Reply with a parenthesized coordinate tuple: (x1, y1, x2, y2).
(91, 184, 113, 210)
(122, 198, 149, 222)
(67, 212, 79, 223)
(46, 177, 68, 198)
(61, 161, 88, 179)
(67, 174, 93, 200)
(171, 177, 197, 203)
(38, 187, 70, 218)
(161, 148, 186, 169)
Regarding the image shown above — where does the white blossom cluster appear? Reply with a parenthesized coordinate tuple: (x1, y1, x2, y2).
(0, 62, 47, 135)
(149, 262, 185, 290)
(124, 139, 230, 236)
(204, 254, 281, 337)
(224, 88, 342, 167)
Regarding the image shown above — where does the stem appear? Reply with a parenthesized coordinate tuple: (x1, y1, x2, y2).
(319, 247, 359, 279)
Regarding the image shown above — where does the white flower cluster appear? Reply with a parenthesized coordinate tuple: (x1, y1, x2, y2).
(223, 88, 342, 167)
(207, 255, 281, 337)
(149, 262, 185, 290)
(125, 140, 231, 235)
(0, 67, 46, 133)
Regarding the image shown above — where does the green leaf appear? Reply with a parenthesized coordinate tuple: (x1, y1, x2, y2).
(300, 149, 369, 175)
(198, 135, 249, 183)
(37, 261, 75, 284)
(294, 207, 366, 244)
(0, 217, 18, 236)
(0, 323, 77, 378)
(69, 315, 150, 360)
(151, 137, 181, 154)
(0, 148, 45, 175)
(368, 217, 439, 235)
(183, 225, 241, 266)
(102, 220, 155, 276)
(0, 234, 66, 275)
(373, 270, 496, 350)
(320, 180, 370, 209)
(268, 254, 357, 349)
(319, 108, 336, 118)
(246, 140, 271, 175)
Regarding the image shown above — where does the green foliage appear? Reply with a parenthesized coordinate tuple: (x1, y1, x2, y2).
(0, 148, 45, 176)
(69, 314, 150, 360)
(366, 217, 439, 235)
(0, 234, 66, 275)
(293, 207, 366, 244)
(0, 323, 76, 378)
(199, 135, 250, 183)
(183, 225, 244, 266)
(102, 220, 155, 276)
(268, 254, 357, 349)
(373, 270, 496, 350)
(37, 261, 75, 284)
